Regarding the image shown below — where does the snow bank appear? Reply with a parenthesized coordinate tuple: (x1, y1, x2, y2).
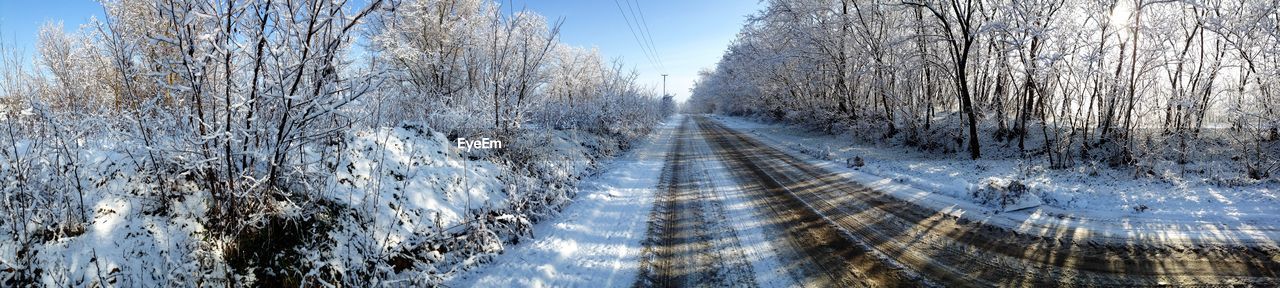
(0, 140, 212, 286)
(302, 122, 658, 285)
(713, 115, 1280, 245)
(446, 115, 680, 287)
(325, 124, 505, 241)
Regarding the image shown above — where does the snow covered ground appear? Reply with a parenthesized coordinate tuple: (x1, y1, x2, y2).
(0, 139, 215, 286)
(712, 115, 1280, 246)
(0, 119, 661, 286)
(444, 115, 682, 287)
(323, 124, 507, 248)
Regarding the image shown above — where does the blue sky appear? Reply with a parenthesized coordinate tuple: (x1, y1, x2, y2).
(0, 0, 105, 55)
(505, 0, 762, 102)
(0, 0, 762, 102)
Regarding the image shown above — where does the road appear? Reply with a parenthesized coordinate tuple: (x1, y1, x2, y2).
(634, 115, 1280, 287)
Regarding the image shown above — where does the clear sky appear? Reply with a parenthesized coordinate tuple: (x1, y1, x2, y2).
(0, 0, 105, 58)
(505, 0, 762, 102)
(0, 0, 762, 103)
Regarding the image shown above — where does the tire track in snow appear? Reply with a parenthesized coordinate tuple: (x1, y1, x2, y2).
(635, 117, 758, 287)
(699, 117, 922, 287)
(694, 128, 803, 287)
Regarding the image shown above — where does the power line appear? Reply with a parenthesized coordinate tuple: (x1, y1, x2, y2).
(626, 0, 665, 72)
(612, 0, 663, 73)
(624, 0, 665, 73)
(614, 0, 665, 72)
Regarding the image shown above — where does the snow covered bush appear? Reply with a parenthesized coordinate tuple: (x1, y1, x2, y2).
(972, 178, 1043, 212)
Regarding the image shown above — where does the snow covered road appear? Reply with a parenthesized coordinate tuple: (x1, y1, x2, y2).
(697, 116, 1280, 286)
(451, 114, 1280, 287)
(633, 117, 757, 287)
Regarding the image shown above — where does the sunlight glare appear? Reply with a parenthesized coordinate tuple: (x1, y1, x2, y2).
(1109, 1, 1133, 30)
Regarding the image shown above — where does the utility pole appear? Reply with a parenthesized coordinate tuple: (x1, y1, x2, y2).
(662, 74, 669, 96)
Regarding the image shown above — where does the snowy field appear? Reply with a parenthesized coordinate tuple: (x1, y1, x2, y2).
(712, 115, 1280, 246)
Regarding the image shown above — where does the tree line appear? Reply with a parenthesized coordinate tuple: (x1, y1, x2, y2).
(689, 0, 1278, 178)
